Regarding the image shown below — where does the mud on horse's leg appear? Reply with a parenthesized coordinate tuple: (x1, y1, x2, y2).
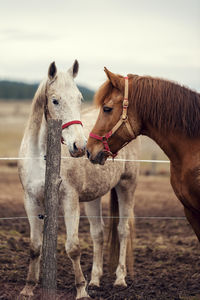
(63, 192, 88, 299)
(20, 194, 44, 298)
(114, 186, 135, 287)
(84, 198, 104, 287)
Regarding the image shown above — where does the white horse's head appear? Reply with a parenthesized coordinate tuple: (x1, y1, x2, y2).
(45, 60, 87, 157)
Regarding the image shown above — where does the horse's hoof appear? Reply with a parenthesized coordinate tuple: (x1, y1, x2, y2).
(89, 280, 100, 287)
(18, 286, 34, 299)
(114, 278, 127, 287)
(19, 294, 34, 299)
(18, 294, 33, 300)
(77, 298, 92, 300)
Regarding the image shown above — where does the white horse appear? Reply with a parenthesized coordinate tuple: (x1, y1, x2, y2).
(18, 61, 140, 299)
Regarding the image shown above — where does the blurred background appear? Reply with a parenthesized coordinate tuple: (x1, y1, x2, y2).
(1, 2, 200, 298)
(0, 0, 200, 174)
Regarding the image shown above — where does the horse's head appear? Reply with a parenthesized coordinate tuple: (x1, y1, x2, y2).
(87, 68, 141, 165)
(45, 61, 86, 157)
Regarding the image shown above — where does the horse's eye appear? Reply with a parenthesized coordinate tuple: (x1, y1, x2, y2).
(53, 99, 59, 105)
(103, 106, 113, 113)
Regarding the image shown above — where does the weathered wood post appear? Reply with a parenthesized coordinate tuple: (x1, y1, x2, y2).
(42, 119, 62, 300)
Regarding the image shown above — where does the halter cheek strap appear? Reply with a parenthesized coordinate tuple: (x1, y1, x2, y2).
(89, 76, 135, 158)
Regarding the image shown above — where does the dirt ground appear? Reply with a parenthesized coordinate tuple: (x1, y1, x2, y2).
(0, 164, 199, 300)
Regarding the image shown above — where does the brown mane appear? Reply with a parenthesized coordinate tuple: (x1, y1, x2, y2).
(95, 74, 200, 137)
(129, 75, 200, 137)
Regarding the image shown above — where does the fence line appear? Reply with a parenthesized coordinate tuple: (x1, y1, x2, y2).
(0, 155, 173, 221)
(0, 215, 186, 221)
(0, 156, 170, 163)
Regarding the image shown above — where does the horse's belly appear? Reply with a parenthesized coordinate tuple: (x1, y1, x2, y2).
(79, 185, 110, 202)
(78, 164, 123, 202)
(61, 148, 138, 202)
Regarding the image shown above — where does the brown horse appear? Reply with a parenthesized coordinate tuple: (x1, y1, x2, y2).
(86, 68, 200, 242)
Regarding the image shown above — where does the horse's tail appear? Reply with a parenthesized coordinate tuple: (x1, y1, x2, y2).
(108, 188, 120, 274)
(108, 188, 135, 277)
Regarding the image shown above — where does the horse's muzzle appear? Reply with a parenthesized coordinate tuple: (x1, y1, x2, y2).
(69, 142, 86, 158)
(87, 149, 108, 165)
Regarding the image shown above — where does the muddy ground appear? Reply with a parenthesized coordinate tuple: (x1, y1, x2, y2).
(0, 164, 199, 300)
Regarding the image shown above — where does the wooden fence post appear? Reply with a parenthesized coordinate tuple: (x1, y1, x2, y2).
(42, 119, 62, 300)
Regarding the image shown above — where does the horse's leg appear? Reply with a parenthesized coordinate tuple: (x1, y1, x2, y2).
(63, 191, 88, 299)
(84, 198, 104, 287)
(20, 194, 44, 298)
(114, 185, 135, 287)
(184, 206, 200, 242)
(171, 170, 200, 242)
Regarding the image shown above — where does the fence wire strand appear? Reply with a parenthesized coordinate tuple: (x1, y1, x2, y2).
(0, 156, 170, 163)
(0, 215, 186, 221)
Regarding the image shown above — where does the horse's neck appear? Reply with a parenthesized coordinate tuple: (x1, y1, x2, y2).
(142, 124, 179, 163)
(22, 81, 47, 155)
(23, 114, 47, 156)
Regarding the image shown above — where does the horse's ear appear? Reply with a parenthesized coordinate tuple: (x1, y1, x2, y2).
(68, 59, 79, 78)
(48, 61, 57, 80)
(104, 67, 122, 90)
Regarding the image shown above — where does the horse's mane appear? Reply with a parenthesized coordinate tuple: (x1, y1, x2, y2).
(25, 79, 47, 134)
(95, 74, 200, 137)
(129, 75, 200, 137)
(32, 79, 47, 109)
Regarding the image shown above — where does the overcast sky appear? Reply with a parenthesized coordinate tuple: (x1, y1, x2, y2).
(0, 0, 199, 91)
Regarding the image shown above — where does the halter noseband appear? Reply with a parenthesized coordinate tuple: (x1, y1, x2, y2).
(61, 120, 83, 144)
(89, 76, 135, 158)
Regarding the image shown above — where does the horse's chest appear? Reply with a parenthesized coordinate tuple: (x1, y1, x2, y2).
(23, 160, 46, 200)
(171, 165, 200, 210)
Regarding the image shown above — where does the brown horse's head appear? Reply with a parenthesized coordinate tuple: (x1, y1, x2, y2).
(87, 68, 141, 165)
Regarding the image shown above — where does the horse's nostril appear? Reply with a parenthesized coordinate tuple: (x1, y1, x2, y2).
(86, 150, 90, 159)
(73, 142, 78, 151)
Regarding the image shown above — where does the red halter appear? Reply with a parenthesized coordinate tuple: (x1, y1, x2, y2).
(61, 120, 83, 144)
(89, 76, 135, 158)
(89, 130, 116, 157)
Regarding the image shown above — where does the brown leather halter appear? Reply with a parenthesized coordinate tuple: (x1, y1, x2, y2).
(89, 76, 135, 158)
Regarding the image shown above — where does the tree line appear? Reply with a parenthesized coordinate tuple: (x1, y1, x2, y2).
(0, 80, 94, 101)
